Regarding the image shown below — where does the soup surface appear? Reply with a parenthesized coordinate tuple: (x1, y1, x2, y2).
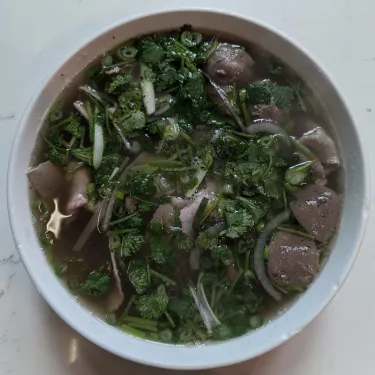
(28, 26, 342, 344)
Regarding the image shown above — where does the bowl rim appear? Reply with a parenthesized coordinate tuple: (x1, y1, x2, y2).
(7, 7, 370, 370)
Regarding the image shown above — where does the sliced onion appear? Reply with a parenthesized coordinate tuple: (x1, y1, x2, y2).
(189, 282, 221, 334)
(104, 66, 121, 75)
(101, 157, 131, 232)
(253, 210, 290, 301)
(203, 72, 245, 131)
(79, 85, 103, 103)
(106, 249, 125, 312)
(112, 122, 132, 150)
(140, 63, 155, 115)
(246, 120, 287, 136)
(73, 101, 89, 120)
(101, 189, 117, 232)
(154, 94, 174, 116)
(73, 203, 103, 251)
(93, 124, 104, 170)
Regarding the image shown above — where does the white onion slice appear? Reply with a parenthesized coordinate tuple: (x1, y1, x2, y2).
(140, 63, 155, 115)
(73, 101, 89, 120)
(93, 124, 104, 170)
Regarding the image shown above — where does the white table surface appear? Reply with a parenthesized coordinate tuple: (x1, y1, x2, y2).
(1, 0, 374, 374)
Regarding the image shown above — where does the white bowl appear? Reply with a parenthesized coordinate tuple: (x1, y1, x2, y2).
(7, 9, 370, 370)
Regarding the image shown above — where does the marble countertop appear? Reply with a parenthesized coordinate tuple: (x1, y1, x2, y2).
(1, 0, 374, 374)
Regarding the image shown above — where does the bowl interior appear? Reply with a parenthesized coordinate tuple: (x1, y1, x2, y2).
(7, 9, 369, 370)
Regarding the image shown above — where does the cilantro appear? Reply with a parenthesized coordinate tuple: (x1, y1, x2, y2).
(118, 233, 144, 258)
(178, 70, 205, 107)
(45, 147, 68, 166)
(247, 81, 295, 109)
(222, 209, 254, 239)
(64, 113, 84, 138)
(172, 231, 194, 252)
(196, 231, 218, 250)
(138, 35, 165, 64)
(71, 147, 92, 165)
(76, 270, 110, 297)
(117, 110, 146, 136)
(105, 75, 133, 94)
(118, 88, 143, 112)
(168, 289, 196, 320)
(94, 153, 121, 186)
(211, 244, 234, 265)
(149, 236, 172, 264)
(153, 62, 179, 91)
(135, 285, 169, 319)
(128, 260, 149, 294)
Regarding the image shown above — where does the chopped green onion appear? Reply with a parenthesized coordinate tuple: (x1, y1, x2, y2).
(116, 191, 125, 200)
(277, 226, 315, 239)
(116, 46, 137, 61)
(105, 313, 117, 325)
(109, 233, 121, 250)
(285, 161, 313, 186)
(249, 315, 264, 329)
(158, 328, 173, 342)
(121, 324, 147, 338)
(181, 31, 203, 47)
(264, 245, 269, 259)
(101, 54, 113, 68)
(256, 221, 265, 232)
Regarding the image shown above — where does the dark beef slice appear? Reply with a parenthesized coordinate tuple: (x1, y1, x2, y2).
(251, 104, 283, 123)
(290, 185, 341, 242)
(267, 231, 319, 290)
(27, 161, 65, 201)
(205, 43, 255, 86)
(299, 127, 340, 173)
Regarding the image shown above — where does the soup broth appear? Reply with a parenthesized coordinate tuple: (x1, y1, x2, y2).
(28, 26, 342, 344)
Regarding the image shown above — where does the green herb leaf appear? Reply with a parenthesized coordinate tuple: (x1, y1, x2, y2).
(128, 260, 149, 294)
(118, 233, 145, 258)
(135, 284, 169, 319)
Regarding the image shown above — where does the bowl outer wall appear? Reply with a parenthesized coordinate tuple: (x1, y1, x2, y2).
(7, 8, 370, 370)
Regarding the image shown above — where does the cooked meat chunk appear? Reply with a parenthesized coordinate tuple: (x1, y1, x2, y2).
(151, 203, 175, 230)
(267, 231, 319, 290)
(27, 161, 65, 201)
(299, 127, 340, 173)
(251, 104, 283, 123)
(66, 165, 91, 215)
(205, 43, 255, 86)
(290, 185, 341, 242)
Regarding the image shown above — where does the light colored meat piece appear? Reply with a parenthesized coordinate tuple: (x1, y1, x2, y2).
(151, 203, 175, 230)
(66, 166, 91, 215)
(125, 196, 137, 213)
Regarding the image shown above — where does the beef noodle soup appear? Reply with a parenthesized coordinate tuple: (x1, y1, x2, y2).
(28, 26, 342, 344)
